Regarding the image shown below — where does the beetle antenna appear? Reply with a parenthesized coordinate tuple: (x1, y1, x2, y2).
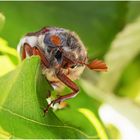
(78, 59, 108, 72)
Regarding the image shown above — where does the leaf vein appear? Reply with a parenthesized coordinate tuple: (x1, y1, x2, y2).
(0, 106, 94, 138)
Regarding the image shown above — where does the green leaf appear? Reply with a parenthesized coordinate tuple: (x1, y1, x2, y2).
(115, 54, 140, 98)
(98, 18, 140, 92)
(0, 56, 91, 139)
(56, 87, 108, 139)
(113, 2, 140, 102)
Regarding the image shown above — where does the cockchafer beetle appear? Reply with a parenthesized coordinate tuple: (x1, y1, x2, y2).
(17, 27, 107, 113)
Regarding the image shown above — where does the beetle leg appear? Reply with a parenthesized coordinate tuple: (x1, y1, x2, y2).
(22, 43, 49, 68)
(46, 90, 51, 98)
(44, 70, 79, 113)
(22, 43, 33, 60)
(55, 70, 80, 101)
(22, 46, 26, 60)
(32, 46, 49, 68)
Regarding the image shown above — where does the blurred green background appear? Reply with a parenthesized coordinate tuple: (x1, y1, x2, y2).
(0, 1, 140, 139)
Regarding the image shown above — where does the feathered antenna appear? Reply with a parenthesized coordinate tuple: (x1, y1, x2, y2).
(78, 59, 108, 72)
(86, 59, 108, 72)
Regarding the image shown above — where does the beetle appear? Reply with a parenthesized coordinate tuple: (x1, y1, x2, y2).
(17, 26, 107, 113)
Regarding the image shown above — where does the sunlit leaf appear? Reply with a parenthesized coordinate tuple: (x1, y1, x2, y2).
(0, 55, 16, 76)
(79, 108, 108, 139)
(0, 127, 11, 139)
(0, 37, 19, 68)
(0, 38, 19, 76)
(0, 38, 18, 57)
(105, 124, 121, 139)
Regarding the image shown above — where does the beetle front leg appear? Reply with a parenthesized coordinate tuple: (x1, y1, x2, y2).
(22, 43, 33, 60)
(22, 43, 49, 68)
(44, 70, 79, 113)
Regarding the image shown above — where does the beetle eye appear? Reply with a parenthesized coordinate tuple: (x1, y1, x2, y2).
(44, 34, 62, 48)
(44, 34, 55, 48)
(50, 35, 61, 46)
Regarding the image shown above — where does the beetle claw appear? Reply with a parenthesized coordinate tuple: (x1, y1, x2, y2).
(43, 100, 56, 115)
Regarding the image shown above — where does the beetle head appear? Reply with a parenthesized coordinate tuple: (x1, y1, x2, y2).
(43, 28, 71, 64)
(43, 27, 86, 68)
